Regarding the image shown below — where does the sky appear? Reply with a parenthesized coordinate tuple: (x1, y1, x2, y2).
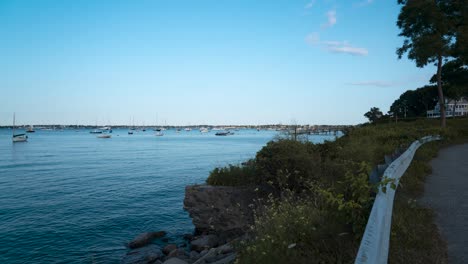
(0, 0, 436, 126)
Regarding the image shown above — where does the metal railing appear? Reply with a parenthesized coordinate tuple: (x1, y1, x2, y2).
(355, 135, 441, 264)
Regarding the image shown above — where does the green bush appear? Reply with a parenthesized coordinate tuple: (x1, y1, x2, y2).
(254, 139, 322, 192)
(208, 118, 468, 264)
(236, 197, 358, 264)
(206, 159, 257, 186)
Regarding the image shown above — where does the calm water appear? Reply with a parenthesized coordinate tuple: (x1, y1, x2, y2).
(0, 128, 337, 263)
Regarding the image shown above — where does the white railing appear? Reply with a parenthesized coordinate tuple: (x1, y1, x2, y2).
(355, 135, 441, 264)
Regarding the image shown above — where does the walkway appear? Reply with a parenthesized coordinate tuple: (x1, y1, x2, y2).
(420, 144, 468, 264)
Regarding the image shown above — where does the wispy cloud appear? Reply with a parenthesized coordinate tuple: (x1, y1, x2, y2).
(356, 0, 374, 7)
(324, 41, 368, 56)
(305, 32, 320, 45)
(304, 0, 316, 9)
(346, 81, 394, 87)
(305, 33, 368, 56)
(322, 10, 337, 28)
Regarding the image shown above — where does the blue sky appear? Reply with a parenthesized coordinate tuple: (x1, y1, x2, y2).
(0, 0, 435, 126)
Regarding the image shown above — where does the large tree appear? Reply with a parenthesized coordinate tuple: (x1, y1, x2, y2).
(430, 59, 468, 117)
(390, 85, 438, 118)
(451, 0, 468, 64)
(364, 107, 383, 123)
(396, 0, 456, 128)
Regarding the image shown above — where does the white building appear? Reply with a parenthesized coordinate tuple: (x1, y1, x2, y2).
(427, 97, 468, 118)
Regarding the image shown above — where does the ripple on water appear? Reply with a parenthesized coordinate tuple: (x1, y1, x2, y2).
(0, 129, 339, 263)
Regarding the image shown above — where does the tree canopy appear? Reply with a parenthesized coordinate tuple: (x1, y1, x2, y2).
(364, 107, 383, 123)
(396, 0, 460, 127)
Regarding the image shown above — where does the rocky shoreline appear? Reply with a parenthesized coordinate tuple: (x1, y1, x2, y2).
(121, 184, 271, 264)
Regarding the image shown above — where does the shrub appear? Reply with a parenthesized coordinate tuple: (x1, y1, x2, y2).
(254, 139, 322, 192)
(236, 196, 358, 264)
(206, 159, 257, 186)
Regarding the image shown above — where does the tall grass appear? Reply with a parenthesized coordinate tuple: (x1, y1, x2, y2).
(207, 118, 468, 264)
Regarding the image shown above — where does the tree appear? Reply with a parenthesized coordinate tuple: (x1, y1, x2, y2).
(430, 59, 468, 117)
(451, 0, 468, 64)
(396, 0, 456, 128)
(364, 107, 383, 123)
(389, 85, 438, 118)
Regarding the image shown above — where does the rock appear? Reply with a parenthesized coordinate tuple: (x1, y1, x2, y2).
(209, 253, 236, 264)
(192, 248, 217, 264)
(184, 185, 273, 240)
(161, 237, 170, 243)
(163, 244, 178, 255)
(199, 249, 209, 257)
(167, 248, 188, 258)
(190, 235, 219, 252)
(189, 250, 200, 260)
(216, 244, 233, 255)
(178, 242, 187, 248)
(162, 258, 189, 264)
(128, 231, 167, 249)
(122, 244, 162, 264)
(183, 233, 194, 241)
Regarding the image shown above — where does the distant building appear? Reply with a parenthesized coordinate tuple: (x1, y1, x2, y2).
(427, 97, 468, 118)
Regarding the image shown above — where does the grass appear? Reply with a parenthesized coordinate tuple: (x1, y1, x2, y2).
(207, 118, 468, 264)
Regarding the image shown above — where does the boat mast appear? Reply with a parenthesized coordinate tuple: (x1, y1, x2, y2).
(12, 113, 15, 136)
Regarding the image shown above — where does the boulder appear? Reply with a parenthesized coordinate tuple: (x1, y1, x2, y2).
(163, 244, 178, 255)
(216, 244, 233, 255)
(122, 245, 162, 264)
(190, 235, 219, 252)
(128, 231, 167, 249)
(189, 250, 200, 260)
(162, 257, 189, 264)
(184, 185, 273, 240)
(167, 248, 188, 258)
(199, 249, 209, 257)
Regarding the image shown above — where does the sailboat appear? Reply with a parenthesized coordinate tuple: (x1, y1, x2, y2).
(26, 125, 35, 133)
(12, 113, 28, 143)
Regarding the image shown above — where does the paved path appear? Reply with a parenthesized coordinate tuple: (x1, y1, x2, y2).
(420, 144, 468, 264)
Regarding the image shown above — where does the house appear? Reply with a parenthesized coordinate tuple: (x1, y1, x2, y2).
(427, 97, 468, 118)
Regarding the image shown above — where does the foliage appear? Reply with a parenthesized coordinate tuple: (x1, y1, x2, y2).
(207, 159, 257, 186)
(254, 139, 322, 193)
(236, 196, 358, 264)
(429, 59, 468, 88)
(396, 0, 458, 127)
(389, 85, 438, 118)
(364, 107, 383, 123)
(219, 118, 468, 264)
(396, 0, 454, 67)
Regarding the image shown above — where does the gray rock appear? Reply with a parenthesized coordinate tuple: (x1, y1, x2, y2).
(163, 244, 178, 255)
(122, 245, 162, 264)
(216, 244, 233, 255)
(199, 249, 209, 257)
(184, 185, 272, 238)
(162, 258, 189, 264)
(167, 248, 188, 258)
(189, 250, 200, 260)
(128, 231, 167, 249)
(190, 235, 219, 252)
(209, 253, 236, 264)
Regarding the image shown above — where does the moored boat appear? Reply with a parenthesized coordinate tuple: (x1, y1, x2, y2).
(12, 113, 28, 143)
(215, 130, 234, 136)
(26, 125, 35, 133)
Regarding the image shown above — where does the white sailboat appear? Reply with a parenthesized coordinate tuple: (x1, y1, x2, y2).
(12, 113, 28, 143)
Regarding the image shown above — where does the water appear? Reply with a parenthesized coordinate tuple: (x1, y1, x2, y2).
(0, 128, 337, 263)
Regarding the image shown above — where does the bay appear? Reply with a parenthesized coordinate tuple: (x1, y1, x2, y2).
(0, 128, 336, 263)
